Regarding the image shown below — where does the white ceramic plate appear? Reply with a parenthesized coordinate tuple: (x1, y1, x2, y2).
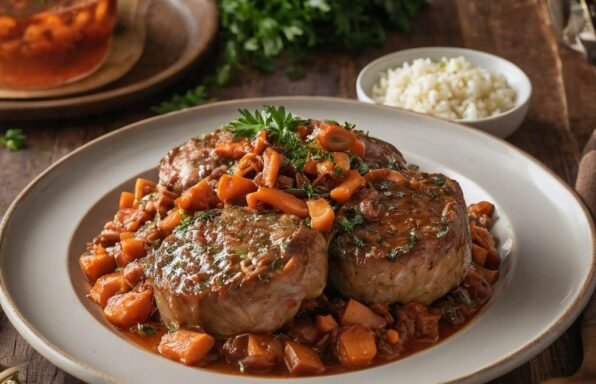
(0, 97, 593, 384)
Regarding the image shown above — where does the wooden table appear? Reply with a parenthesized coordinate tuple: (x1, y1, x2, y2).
(0, 0, 594, 382)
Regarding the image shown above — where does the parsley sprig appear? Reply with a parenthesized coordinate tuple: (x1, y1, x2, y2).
(0, 129, 26, 151)
(151, 86, 209, 114)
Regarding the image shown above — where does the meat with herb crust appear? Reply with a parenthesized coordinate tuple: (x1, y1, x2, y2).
(147, 208, 328, 337)
(329, 171, 471, 305)
(158, 130, 232, 194)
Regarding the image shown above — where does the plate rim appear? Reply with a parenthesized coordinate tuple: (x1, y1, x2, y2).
(0, 0, 219, 119)
(0, 96, 594, 383)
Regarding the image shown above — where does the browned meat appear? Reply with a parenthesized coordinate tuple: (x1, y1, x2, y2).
(329, 171, 471, 305)
(147, 208, 328, 337)
(359, 135, 407, 170)
(158, 130, 232, 194)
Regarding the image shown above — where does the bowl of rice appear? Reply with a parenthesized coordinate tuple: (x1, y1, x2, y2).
(356, 47, 532, 138)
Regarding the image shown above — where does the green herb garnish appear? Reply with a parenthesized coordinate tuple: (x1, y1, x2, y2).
(338, 209, 365, 232)
(151, 86, 209, 114)
(137, 324, 157, 336)
(0, 129, 26, 151)
(431, 175, 446, 186)
(436, 223, 450, 238)
(386, 228, 419, 261)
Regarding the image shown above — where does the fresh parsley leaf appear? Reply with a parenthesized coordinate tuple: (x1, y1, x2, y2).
(137, 323, 157, 336)
(151, 86, 209, 114)
(0, 129, 26, 151)
(386, 228, 419, 261)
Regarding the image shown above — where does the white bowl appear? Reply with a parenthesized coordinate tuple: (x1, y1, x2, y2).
(356, 47, 532, 138)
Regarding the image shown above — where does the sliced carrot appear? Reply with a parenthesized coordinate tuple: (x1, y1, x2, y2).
(246, 187, 308, 218)
(349, 137, 366, 157)
(316, 123, 356, 152)
(472, 243, 488, 266)
(337, 325, 377, 368)
(104, 289, 154, 328)
(303, 158, 319, 176)
(316, 160, 334, 175)
(118, 238, 146, 267)
(234, 153, 263, 177)
(216, 174, 257, 203)
(315, 314, 338, 333)
(468, 201, 495, 217)
(158, 209, 183, 234)
(246, 334, 283, 369)
(80, 248, 116, 283)
(330, 170, 365, 204)
(158, 330, 215, 365)
(262, 148, 283, 188)
(283, 341, 325, 374)
(364, 168, 406, 184)
(88, 272, 130, 307)
(341, 298, 387, 329)
(386, 329, 400, 344)
(332, 152, 350, 172)
(119, 191, 135, 209)
(306, 199, 335, 232)
(252, 130, 268, 155)
(215, 140, 248, 159)
(134, 178, 156, 201)
(176, 179, 212, 211)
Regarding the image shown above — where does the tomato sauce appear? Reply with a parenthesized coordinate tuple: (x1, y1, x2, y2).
(0, 0, 117, 89)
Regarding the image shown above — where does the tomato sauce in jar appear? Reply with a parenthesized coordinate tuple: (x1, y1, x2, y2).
(0, 0, 117, 89)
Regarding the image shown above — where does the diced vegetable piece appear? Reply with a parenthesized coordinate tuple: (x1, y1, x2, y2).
(315, 315, 338, 333)
(332, 152, 350, 172)
(330, 170, 365, 204)
(316, 123, 356, 152)
(386, 329, 400, 344)
(158, 330, 215, 365)
(176, 179, 212, 211)
(134, 178, 156, 201)
(303, 158, 319, 176)
(217, 174, 257, 203)
(123, 261, 145, 288)
(159, 209, 183, 234)
(118, 238, 146, 267)
(470, 223, 500, 269)
(80, 247, 116, 282)
(283, 341, 324, 374)
(246, 334, 282, 369)
(306, 199, 335, 232)
(478, 265, 499, 285)
(315, 160, 334, 175)
(234, 153, 263, 177)
(262, 148, 283, 188)
(349, 137, 366, 157)
(341, 298, 387, 329)
(252, 130, 268, 155)
(246, 187, 309, 218)
(472, 243, 488, 266)
(364, 168, 406, 184)
(103, 290, 153, 328)
(88, 272, 130, 307)
(119, 191, 135, 209)
(215, 140, 248, 159)
(337, 325, 377, 368)
(119, 231, 134, 241)
(468, 201, 494, 217)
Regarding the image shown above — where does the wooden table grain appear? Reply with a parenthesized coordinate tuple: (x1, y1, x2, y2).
(0, 0, 594, 382)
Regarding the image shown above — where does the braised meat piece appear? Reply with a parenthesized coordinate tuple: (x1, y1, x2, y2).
(359, 135, 407, 170)
(158, 130, 233, 194)
(329, 171, 471, 305)
(147, 207, 328, 337)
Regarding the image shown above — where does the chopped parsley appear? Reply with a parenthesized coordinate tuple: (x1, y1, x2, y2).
(0, 129, 26, 151)
(354, 237, 366, 248)
(271, 258, 283, 271)
(436, 223, 450, 238)
(137, 323, 157, 336)
(431, 175, 446, 186)
(333, 167, 345, 177)
(167, 322, 180, 333)
(386, 228, 419, 261)
(338, 209, 365, 233)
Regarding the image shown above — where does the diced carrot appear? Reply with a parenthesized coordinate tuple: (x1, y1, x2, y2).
(470, 223, 500, 269)
(316, 123, 357, 152)
(386, 329, 400, 344)
(216, 174, 257, 203)
(364, 168, 406, 184)
(158, 330, 215, 365)
(262, 148, 283, 188)
(341, 298, 387, 329)
(283, 341, 324, 374)
(119, 232, 134, 241)
(349, 137, 366, 157)
(103, 289, 153, 328)
(215, 140, 249, 159)
(159, 209, 183, 234)
(409, 177, 421, 189)
(468, 201, 495, 217)
(119, 191, 135, 209)
(306, 199, 335, 232)
(252, 130, 268, 155)
(118, 238, 146, 267)
(295, 125, 310, 140)
(80, 248, 116, 283)
(246, 334, 282, 369)
(337, 325, 377, 368)
(332, 152, 350, 172)
(478, 265, 499, 285)
(330, 170, 365, 204)
(88, 272, 130, 307)
(134, 178, 156, 201)
(123, 261, 145, 288)
(316, 160, 334, 175)
(234, 153, 263, 177)
(472, 243, 488, 266)
(315, 314, 338, 333)
(246, 187, 309, 218)
(176, 179, 212, 211)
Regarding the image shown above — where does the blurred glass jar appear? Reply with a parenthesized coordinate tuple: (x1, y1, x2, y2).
(0, 0, 117, 90)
